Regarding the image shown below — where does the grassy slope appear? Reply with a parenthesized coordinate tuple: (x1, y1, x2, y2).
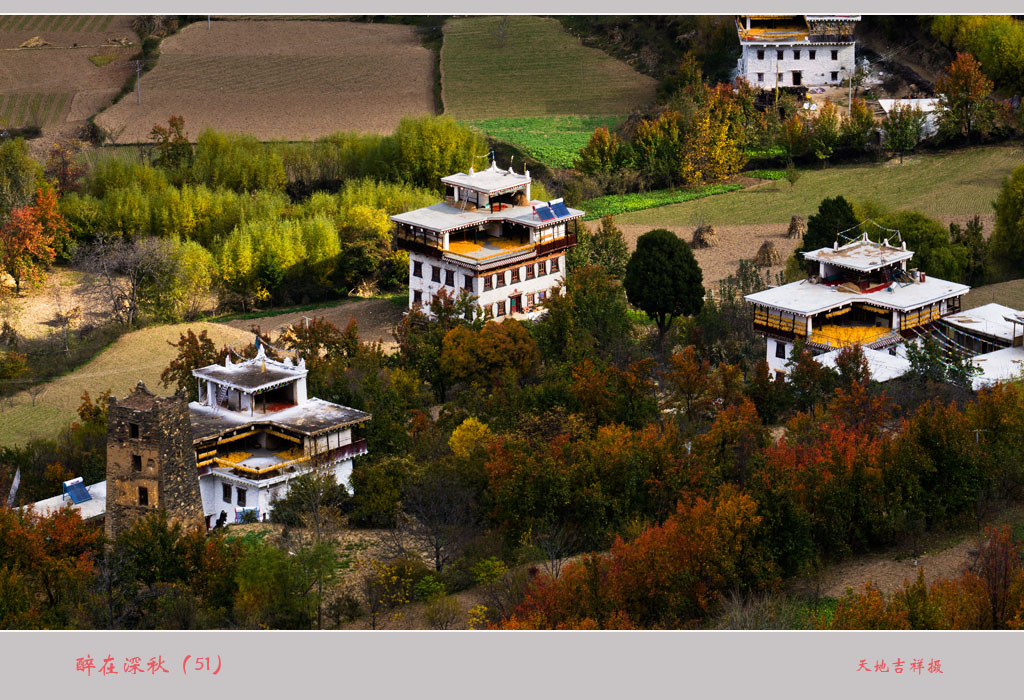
(0, 322, 255, 448)
(466, 115, 625, 169)
(963, 279, 1024, 311)
(441, 16, 656, 120)
(616, 145, 1023, 228)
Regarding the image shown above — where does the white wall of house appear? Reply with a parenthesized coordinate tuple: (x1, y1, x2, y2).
(476, 256, 565, 319)
(408, 252, 566, 319)
(740, 44, 855, 86)
(767, 338, 794, 376)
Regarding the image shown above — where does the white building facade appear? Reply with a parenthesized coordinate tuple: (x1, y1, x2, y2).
(190, 344, 370, 526)
(392, 161, 582, 320)
(737, 15, 860, 88)
(746, 233, 969, 379)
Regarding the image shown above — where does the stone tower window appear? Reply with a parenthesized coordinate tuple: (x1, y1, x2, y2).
(132, 455, 142, 472)
(138, 486, 149, 506)
(129, 423, 140, 439)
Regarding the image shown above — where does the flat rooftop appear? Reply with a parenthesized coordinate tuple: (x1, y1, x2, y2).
(814, 347, 911, 382)
(24, 481, 107, 521)
(441, 163, 532, 195)
(943, 303, 1020, 344)
(972, 346, 1024, 390)
(746, 275, 970, 316)
(803, 240, 915, 273)
(392, 200, 583, 235)
(194, 350, 306, 393)
(190, 398, 370, 442)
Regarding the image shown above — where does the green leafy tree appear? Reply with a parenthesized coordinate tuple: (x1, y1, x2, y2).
(0, 138, 42, 221)
(624, 229, 704, 348)
(882, 102, 927, 164)
(567, 215, 629, 278)
(841, 97, 877, 154)
(989, 164, 1024, 277)
(800, 196, 859, 255)
(949, 216, 988, 287)
(533, 265, 633, 364)
(392, 116, 488, 193)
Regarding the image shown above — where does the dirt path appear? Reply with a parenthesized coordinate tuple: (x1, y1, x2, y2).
(225, 297, 404, 352)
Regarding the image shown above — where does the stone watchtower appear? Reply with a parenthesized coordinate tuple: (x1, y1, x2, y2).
(105, 382, 205, 540)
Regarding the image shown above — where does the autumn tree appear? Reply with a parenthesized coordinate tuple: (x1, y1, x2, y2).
(575, 126, 631, 176)
(625, 229, 704, 349)
(810, 101, 841, 166)
(936, 52, 995, 144)
(841, 97, 878, 154)
(882, 101, 926, 164)
(440, 319, 540, 389)
(160, 329, 228, 400)
(679, 86, 747, 186)
(44, 139, 87, 195)
(0, 187, 67, 294)
(149, 115, 193, 172)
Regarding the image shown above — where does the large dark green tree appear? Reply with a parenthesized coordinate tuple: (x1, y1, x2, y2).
(801, 196, 859, 255)
(989, 164, 1024, 278)
(624, 228, 704, 348)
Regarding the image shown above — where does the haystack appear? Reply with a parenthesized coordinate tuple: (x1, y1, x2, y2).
(691, 224, 719, 249)
(19, 36, 50, 48)
(755, 241, 782, 267)
(787, 215, 806, 240)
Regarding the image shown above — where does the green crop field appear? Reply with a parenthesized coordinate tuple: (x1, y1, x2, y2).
(441, 16, 657, 120)
(617, 145, 1023, 229)
(582, 184, 744, 220)
(466, 115, 625, 169)
(0, 322, 255, 448)
(0, 91, 71, 127)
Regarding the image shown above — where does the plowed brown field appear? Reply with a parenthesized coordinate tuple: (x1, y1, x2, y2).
(0, 15, 136, 143)
(95, 20, 435, 142)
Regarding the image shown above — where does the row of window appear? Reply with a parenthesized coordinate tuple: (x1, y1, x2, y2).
(755, 48, 839, 61)
(412, 261, 474, 290)
(483, 258, 560, 292)
(491, 290, 549, 317)
(223, 483, 247, 507)
(755, 70, 840, 83)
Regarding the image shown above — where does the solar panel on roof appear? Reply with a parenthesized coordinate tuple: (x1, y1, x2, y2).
(66, 482, 91, 504)
(536, 206, 555, 221)
(551, 202, 570, 218)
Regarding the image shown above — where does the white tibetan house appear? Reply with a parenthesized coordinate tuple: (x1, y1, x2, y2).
(391, 159, 584, 320)
(746, 231, 969, 378)
(736, 14, 860, 88)
(189, 343, 370, 526)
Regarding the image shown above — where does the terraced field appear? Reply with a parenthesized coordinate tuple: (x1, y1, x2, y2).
(0, 15, 136, 140)
(95, 20, 435, 142)
(442, 16, 657, 120)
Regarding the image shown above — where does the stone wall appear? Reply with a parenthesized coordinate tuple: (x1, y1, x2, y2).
(105, 382, 206, 540)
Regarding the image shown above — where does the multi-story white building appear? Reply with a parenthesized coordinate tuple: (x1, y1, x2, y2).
(189, 344, 370, 526)
(745, 232, 969, 378)
(736, 14, 860, 88)
(390, 160, 583, 320)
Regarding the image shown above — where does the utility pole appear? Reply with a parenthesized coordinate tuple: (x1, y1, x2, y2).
(136, 59, 141, 104)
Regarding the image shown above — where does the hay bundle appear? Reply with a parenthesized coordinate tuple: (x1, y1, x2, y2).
(755, 241, 782, 267)
(787, 215, 806, 240)
(19, 36, 50, 48)
(691, 224, 719, 249)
